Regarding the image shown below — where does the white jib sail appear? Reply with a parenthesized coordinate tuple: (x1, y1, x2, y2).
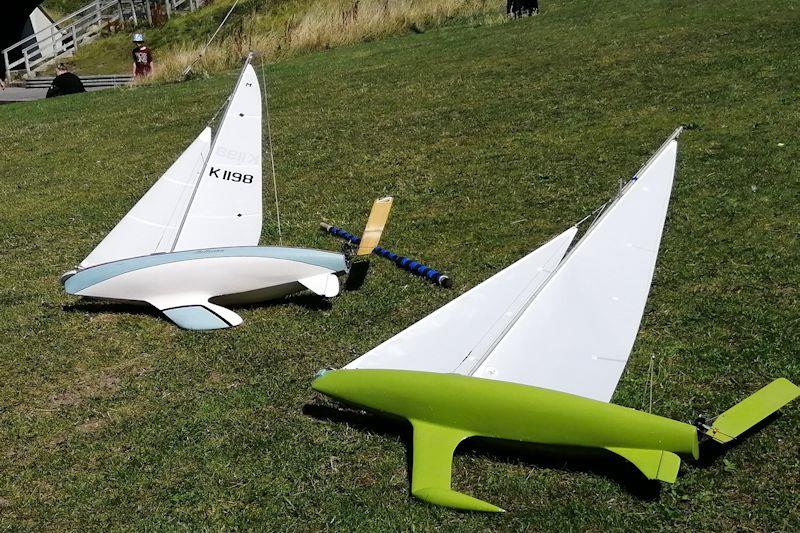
(345, 227, 577, 373)
(79, 128, 212, 268)
(172, 64, 263, 251)
(470, 137, 679, 402)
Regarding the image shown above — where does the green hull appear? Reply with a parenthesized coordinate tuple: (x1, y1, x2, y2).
(314, 370, 798, 511)
(313, 370, 699, 511)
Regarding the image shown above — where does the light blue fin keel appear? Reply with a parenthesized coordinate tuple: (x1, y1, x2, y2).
(409, 420, 504, 513)
(161, 302, 243, 330)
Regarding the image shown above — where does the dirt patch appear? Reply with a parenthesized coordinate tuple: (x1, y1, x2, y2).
(49, 391, 81, 407)
(205, 370, 241, 389)
(40, 360, 152, 416)
(49, 374, 121, 408)
(76, 417, 106, 433)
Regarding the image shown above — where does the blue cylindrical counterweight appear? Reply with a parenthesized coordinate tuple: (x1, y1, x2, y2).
(321, 223, 452, 288)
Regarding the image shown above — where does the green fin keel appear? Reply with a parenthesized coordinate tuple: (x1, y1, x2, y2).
(409, 420, 504, 512)
(703, 378, 800, 444)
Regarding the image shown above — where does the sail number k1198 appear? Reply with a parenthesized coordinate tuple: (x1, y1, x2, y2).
(209, 167, 253, 184)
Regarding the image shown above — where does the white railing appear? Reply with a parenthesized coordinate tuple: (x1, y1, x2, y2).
(3, 0, 206, 82)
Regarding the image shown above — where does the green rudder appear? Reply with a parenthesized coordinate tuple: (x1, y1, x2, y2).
(704, 378, 799, 444)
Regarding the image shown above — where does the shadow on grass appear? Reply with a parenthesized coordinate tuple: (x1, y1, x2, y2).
(303, 402, 666, 502)
(62, 300, 161, 318)
(232, 293, 334, 313)
(304, 402, 415, 483)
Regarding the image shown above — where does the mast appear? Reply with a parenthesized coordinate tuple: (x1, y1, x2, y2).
(170, 52, 256, 252)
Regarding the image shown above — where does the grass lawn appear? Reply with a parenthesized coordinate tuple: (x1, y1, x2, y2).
(1, 0, 798, 529)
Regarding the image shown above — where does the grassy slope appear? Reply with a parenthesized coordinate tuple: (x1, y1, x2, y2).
(1, 0, 798, 529)
(66, 0, 504, 78)
(41, 0, 90, 21)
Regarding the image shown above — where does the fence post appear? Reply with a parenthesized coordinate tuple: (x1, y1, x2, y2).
(3, 50, 10, 83)
(130, 0, 138, 26)
(145, 0, 152, 25)
(50, 25, 57, 59)
(165, 0, 172, 19)
(71, 25, 78, 52)
(23, 49, 31, 77)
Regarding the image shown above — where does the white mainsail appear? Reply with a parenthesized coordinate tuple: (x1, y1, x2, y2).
(345, 129, 681, 403)
(79, 128, 211, 268)
(345, 227, 577, 373)
(172, 63, 263, 252)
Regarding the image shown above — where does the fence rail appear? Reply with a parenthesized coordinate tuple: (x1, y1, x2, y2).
(3, 1, 205, 82)
(26, 74, 134, 88)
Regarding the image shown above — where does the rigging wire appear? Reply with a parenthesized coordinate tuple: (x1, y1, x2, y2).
(182, 0, 242, 79)
(206, 94, 232, 129)
(644, 354, 656, 412)
(261, 58, 283, 245)
(574, 201, 609, 229)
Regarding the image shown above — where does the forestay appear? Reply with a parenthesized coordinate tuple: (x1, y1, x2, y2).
(79, 128, 211, 268)
(470, 136, 679, 402)
(345, 227, 577, 373)
(172, 63, 263, 251)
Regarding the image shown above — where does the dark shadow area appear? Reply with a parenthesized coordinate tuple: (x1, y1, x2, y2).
(304, 402, 663, 501)
(0, 1, 44, 78)
(459, 437, 662, 500)
(229, 292, 334, 313)
(304, 403, 411, 442)
(304, 402, 415, 481)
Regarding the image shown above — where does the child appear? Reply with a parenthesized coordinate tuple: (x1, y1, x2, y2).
(132, 33, 155, 78)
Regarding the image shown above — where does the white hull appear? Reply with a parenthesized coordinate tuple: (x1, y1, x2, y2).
(65, 247, 347, 329)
